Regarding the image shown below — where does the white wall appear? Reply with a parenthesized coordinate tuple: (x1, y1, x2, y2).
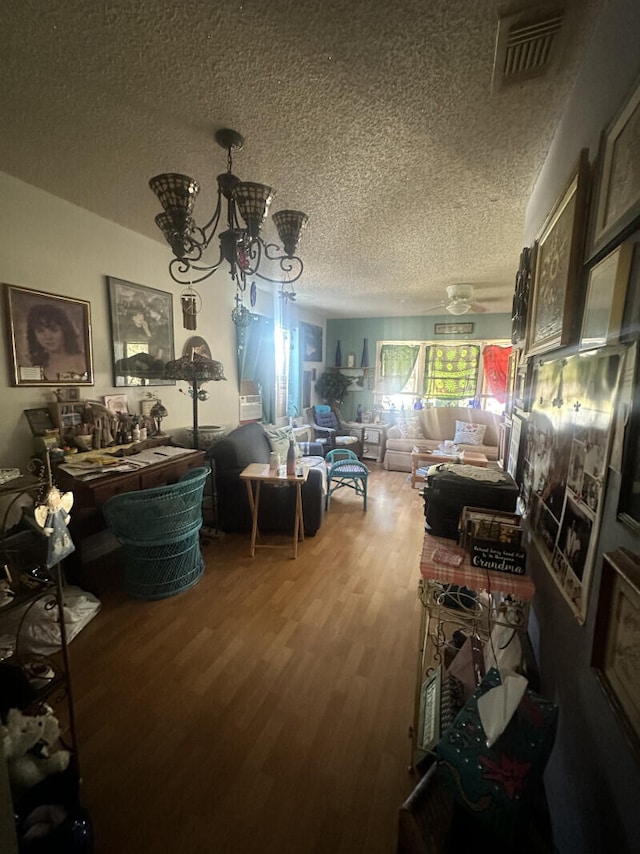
(0, 171, 328, 470)
(0, 172, 239, 469)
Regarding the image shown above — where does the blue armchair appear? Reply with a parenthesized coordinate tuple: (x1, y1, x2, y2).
(305, 406, 363, 458)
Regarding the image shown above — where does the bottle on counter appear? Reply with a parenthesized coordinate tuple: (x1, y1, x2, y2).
(286, 439, 296, 476)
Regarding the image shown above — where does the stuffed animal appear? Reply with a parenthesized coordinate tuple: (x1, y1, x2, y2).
(2, 707, 70, 795)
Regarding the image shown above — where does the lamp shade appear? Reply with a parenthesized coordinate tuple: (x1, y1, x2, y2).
(272, 210, 309, 257)
(233, 182, 275, 239)
(149, 173, 200, 233)
(163, 352, 227, 382)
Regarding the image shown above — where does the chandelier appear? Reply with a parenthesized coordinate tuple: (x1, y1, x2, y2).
(149, 129, 309, 298)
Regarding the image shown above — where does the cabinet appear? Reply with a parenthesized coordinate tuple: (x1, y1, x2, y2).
(362, 423, 388, 463)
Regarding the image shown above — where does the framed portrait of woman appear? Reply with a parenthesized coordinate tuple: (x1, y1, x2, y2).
(4, 284, 94, 387)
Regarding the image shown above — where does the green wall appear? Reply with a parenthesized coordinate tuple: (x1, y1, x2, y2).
(325, 313, 512, 420)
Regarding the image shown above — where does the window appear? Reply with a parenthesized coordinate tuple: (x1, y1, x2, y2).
(374, 339, 510, 411)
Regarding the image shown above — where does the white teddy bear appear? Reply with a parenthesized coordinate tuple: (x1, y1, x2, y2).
(2, 707, 71, 795)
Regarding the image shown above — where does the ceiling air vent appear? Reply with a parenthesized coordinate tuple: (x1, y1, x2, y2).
(492, 9, 564, 92)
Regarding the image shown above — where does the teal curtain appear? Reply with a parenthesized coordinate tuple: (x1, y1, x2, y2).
(287, 325, 303, 419)
(423, 344, 480, 399)
(237, 315, 275, 423)
(378, 344, 420, 394)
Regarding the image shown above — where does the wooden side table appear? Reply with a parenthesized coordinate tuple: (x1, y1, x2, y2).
(239, 463, 309, 559)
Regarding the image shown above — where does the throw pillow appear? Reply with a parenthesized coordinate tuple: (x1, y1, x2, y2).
(315, 404, 331, 413)
(398, 418, 423, 439)
(387, 425, 402, 439)
(264, 426, 303, 461)
(453, 420, 487, 446)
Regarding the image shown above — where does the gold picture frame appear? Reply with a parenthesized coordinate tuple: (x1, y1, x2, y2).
(4, 284, 94, 387)
(580, 241, 633, 351)
(591, 549, 640, 759)
(526, 149, 590, 357)
(589, 75, 640, 260)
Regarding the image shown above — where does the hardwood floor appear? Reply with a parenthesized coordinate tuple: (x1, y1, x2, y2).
(70, 466, 427, 854)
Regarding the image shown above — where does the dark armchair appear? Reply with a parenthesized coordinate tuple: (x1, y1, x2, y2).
(304, 405, 363, 458)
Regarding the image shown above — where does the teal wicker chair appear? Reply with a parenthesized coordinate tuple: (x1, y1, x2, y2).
(325, 449, 369, 510)
(103, 467, 210, 600)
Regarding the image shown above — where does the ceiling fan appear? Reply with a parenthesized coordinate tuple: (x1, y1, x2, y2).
(424, 284, 489, 315)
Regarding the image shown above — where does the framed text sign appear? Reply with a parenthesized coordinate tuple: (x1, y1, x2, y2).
(434, 322, 474, 335)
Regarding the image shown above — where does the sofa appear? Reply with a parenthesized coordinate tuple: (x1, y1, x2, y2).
(383, 407, 503, 472)
(207, 421, 327, 536)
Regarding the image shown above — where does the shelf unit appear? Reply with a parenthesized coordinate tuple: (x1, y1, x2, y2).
(0, 467, 82, 846)
(410, 531, 535, 772)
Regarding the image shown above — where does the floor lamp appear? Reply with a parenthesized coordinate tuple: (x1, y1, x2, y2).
(163, 353, 227, 450)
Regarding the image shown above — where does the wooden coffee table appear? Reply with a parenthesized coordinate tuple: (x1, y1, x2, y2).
(410, 449, 488, 488)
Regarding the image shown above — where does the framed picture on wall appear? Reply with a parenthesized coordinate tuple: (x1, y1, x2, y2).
(580, 241, 634, 350)
(4, 285, 94, 387)
(591, 548, 640, 759)
(301, 322, 323, 362)
(107, 276, 175, 386)
(526, 149, 590, 357)
(589, 75, 640, 260)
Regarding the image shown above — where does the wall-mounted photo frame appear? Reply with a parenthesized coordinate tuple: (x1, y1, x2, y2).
(513, 357, 535, 413)
(4, 285, 94, 387)
(591, 548, 640, 759)
(589, 75, 640, 260)
(511, 246, 534, 345)
(434, 322, 474, 335)
(300, 322, 323, 363)
(66, 387, 81, 403)
(580, 241, 634, 350)
(107, 276, 175, 387)
(504, 347, 520, 416)
(526, 149, 590, 357)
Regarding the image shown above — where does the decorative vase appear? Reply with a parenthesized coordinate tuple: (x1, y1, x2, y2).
(361, 337, 369, 368)
(335, 340, 342, 367)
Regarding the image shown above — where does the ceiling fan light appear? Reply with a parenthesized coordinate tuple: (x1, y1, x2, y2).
(273, 210, 309, 257)
(233, 181, 276, 239)
(447, 301, 471, 315)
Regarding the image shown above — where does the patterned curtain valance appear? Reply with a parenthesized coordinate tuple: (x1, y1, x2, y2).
(423, 344, 480, 399)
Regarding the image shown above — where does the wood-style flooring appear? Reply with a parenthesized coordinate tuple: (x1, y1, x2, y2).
(70, 465, 426, 854)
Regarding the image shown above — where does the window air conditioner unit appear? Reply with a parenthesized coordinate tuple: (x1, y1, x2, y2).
(239, 394, 262, 422)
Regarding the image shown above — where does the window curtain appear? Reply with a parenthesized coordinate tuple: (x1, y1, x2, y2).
(287, 325, 303, 419)
(237, 315, 275, 423)
(482, 344, 512, 404)
(378, 344, 420, 394)
(423, 344, 480, 399)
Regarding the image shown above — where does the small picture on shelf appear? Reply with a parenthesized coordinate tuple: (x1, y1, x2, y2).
(346, 353, 356, 368)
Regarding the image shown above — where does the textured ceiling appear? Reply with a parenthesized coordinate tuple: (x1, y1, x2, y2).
(1, 0, 602, 318)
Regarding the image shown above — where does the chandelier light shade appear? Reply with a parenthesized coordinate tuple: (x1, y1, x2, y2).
(232, 182, 276, 239)
(273, 210, 309, 257)
(149, 128, 308, 293)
